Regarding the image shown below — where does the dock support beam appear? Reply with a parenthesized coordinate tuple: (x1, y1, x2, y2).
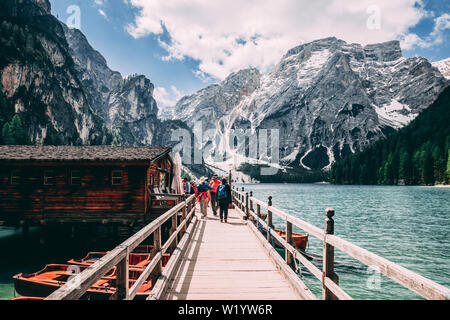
(323, 208, 339, 300)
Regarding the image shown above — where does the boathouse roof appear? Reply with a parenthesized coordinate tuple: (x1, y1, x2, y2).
(0, 146, 172, 163)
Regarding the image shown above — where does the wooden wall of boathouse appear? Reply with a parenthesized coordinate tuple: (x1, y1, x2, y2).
(0, 158, 173, 227)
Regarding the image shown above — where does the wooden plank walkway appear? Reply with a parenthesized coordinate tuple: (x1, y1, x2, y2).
(164, 206, 299, 300)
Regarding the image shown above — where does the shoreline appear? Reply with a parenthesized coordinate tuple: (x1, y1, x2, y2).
(435, 184, 450, 188)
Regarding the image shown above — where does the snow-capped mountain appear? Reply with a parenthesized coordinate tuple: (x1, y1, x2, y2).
(174, 37, 448, 172)
(433, 58, 450, 80)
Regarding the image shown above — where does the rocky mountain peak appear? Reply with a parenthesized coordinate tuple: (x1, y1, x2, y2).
(31, 0, 51, 14)
(223, 68, 261, 88)
(284, 37, 346, 58)
(173, 37, 448, 175)
(284, 38, 403, 63)
(363, 40, 402, 62)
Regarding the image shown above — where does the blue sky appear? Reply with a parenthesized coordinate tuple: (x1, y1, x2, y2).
(50, 0, 449, 111)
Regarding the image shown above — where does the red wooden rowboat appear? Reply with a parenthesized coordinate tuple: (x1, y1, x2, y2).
(263, 228, 309, 251)
(13, 264, 152, 300)
(67, 252, 170, 269)
(274, 229, 309, 251)
(11, 297, 45, 301)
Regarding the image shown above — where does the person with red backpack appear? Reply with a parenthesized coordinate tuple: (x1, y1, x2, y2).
(191, 181, 198, 196)
(209, 175, 221, 216)
(216, 178, 232, 223)
(196, 177, 212, 218)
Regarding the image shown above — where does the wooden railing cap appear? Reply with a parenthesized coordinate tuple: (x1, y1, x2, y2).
(325, 208, 335, 218)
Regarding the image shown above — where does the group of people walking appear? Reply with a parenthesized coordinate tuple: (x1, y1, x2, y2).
(182, 175, 232, 223)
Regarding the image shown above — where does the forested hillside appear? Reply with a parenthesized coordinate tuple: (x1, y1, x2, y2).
(330, 86, 450, 186)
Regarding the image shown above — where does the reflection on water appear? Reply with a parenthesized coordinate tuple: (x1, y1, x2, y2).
(0, 222, 172, 300)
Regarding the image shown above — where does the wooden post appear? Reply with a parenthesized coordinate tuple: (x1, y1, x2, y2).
(115, 249, 129, 300)
(286, 221, 294, 269)
(151, 227, 162, 285)
(267, 196, 273, 242)
(39, 225, 47, 246)
(229, 176, 234, 209)
(171, 209, 178, 249)
(181, 202, 187, 236)
(22, 225, 29, 239)
(323, 208, 339, 300)
(257, 204, 261, 218)
(245, 192, 249, 220)
(249, 191, 254, 213)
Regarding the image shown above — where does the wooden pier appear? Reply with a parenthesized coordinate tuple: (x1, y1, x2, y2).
(163, 208, 301, 300)
(45, 187, 450, 301)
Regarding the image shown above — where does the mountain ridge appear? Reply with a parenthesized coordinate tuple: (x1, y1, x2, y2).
(0, 0, 448, 183)
(173, 37, 449, 176)
(330, 86, 450, 185)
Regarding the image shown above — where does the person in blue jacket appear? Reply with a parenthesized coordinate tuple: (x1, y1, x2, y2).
(216, 178, 232, 223)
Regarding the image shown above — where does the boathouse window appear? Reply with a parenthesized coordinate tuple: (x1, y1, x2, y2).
(10, 170, 22, 185)
(71, 170, 81, 186)
(44, 170, 55, 186)
(112, 170, 123, 186)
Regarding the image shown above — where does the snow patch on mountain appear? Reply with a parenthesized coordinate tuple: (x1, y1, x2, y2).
(433, 58, 450, 80)
(375, 100, 418, 129)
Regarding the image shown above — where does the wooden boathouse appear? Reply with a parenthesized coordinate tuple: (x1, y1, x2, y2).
(0, 146, 180, 227)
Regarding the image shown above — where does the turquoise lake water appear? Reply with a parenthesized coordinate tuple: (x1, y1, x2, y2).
(0, 184, 449, 300)
(236, 184, 450, 300)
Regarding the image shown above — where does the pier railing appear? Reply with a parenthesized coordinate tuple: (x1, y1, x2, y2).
(45, 194, 197, 300)
(232, 186, 450, 300)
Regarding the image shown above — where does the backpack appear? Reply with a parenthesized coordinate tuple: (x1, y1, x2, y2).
(217, 185, 227, 200)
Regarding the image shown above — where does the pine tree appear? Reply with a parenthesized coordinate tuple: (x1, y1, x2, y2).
(11, 114, 28, 144)
(2, 114, 29, 145)
(2, 122, 14, 144)
(399, 150, 412, 185)
(445, 151, 450, 184)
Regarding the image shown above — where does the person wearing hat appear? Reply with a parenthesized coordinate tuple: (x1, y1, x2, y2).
(196, 177, 212, 218)
(209, 175, 221, 216)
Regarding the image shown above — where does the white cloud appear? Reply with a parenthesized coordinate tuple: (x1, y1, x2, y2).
(400, 13, 450, 50)
(94, 0, 107, 6)
(430, 13, 450, 44)
(98, 9, 108, 19)
(154, 86, 185, 110)
(126, 0, 430, 80)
